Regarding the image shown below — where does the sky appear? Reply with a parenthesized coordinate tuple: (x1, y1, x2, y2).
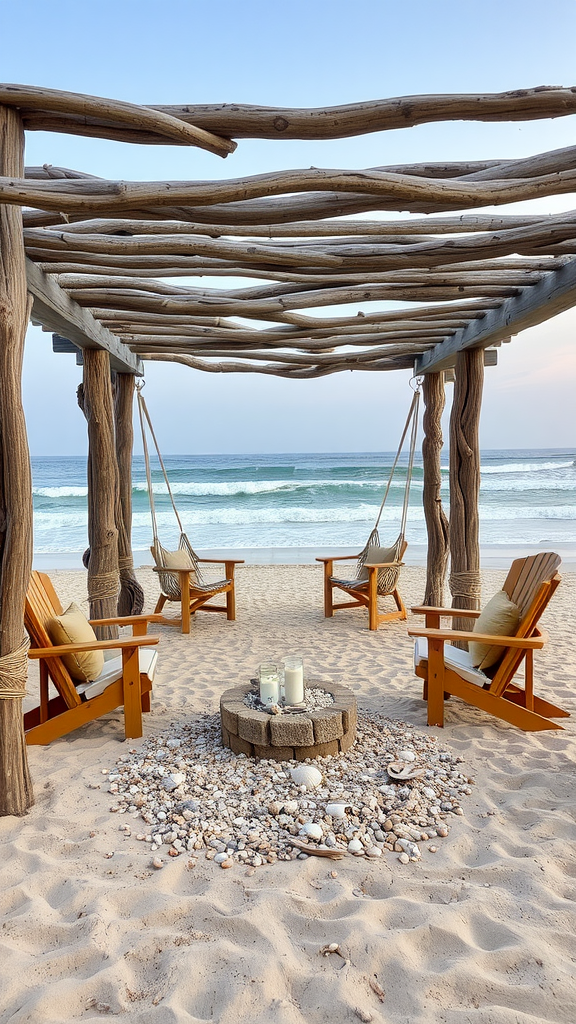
(3, 0, 576, 456)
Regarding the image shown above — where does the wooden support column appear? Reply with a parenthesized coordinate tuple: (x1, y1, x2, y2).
(422, 372, 449, 606)
(449, 348, 484, 631)
(113, 373, 144, 615)
(78, 349, 120, 638)
(0, 105, 34, 815)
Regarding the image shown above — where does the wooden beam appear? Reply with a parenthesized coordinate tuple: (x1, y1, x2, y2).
(415, 258, 576, 373)
(26, 259, 142, 374)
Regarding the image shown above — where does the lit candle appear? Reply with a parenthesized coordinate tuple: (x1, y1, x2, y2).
(283, 656, 304, 704)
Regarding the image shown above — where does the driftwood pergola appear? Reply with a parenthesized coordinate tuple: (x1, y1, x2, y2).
(1, 84, 576, 815)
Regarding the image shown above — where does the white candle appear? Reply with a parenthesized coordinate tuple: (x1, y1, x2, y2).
(283, 657, 304, 704)
(260, 674, 280, 705)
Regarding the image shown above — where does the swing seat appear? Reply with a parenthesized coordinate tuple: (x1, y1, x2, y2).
(151, 534, 243, 634)
(317, 533, 408, 631)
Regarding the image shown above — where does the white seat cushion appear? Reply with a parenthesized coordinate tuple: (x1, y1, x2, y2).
(76, 647, 158, 700)
(414, 637, 490, 688)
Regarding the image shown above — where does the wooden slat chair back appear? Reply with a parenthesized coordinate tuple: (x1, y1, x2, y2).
(24, 570, 160, 744)
(151, 532, 243, 634)
(409, 552, 567, 731)
(316, 532, 408, 631)
(491, 551, 562, 699)
(25, 569, 82, 709)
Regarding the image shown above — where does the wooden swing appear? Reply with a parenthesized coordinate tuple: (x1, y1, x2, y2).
(137, 387, 243, 634)
(317, 388, 420, 630)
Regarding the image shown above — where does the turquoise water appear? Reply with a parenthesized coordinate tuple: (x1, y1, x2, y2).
(31, 448, 576, 558)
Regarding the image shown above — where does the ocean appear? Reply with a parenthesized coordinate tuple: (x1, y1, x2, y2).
(31, 448, 576, 568)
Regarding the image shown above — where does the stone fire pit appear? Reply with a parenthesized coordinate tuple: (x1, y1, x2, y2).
(220, 681, 357, 762)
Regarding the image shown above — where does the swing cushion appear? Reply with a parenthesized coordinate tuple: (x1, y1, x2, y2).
(161, 548, 195, 572)
(47, 602, 105, 683)
(356, 544, 399, 582)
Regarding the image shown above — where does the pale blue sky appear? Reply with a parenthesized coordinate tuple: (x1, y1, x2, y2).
(3, 0, 576, 454)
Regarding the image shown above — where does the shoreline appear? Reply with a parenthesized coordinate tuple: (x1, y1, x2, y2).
(33, 541, 576, 571)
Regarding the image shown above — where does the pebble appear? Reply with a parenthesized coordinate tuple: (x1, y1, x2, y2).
(106, 711, 471, 870)
(151, 857, 164, 869)
(398, 853, 410, 864)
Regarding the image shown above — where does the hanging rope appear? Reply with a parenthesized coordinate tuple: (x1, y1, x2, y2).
(347, 387, 420, 595)
(373, 388, 420, 534)
(137, 385, 184, 542)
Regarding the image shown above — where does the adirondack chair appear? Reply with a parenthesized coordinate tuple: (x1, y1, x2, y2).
(408, 552, 567, 731)
(152, 535, 243, 634)
(24, 570, 161, 744)
(317, 535, 408, 631)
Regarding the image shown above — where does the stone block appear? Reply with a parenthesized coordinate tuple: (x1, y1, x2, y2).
(339, 727, 357, 753)
(220, 685, 250, 704)
(294, 739, 340, 760)
(253, 744, 295, 762)
(220, 701, 244, 736)
(228, 732, 254, 757)
(269, 715, 314, 748)
(238, 708, 270, 746)
(221, 724, 230, 747)
(335, 703, 358, 734)
(310, 709, 343, 743)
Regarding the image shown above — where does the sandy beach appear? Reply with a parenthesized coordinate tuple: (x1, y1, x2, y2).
(2, 562, 576, 1024)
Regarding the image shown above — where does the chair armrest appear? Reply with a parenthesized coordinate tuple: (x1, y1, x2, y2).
(89, 614, 164, 628)
(407, 627, 546, 650)
(364, 561, 404, 568)
(411, 605, 481, 618)
(28, 636, 160, 659)
(316, 554, 360, 564)
(196, 558, 244, 565)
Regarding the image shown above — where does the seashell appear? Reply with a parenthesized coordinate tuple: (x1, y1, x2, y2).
(386, 762, 425, 782)
(300, 822, 323, 840)
(326, 803, 348, 818)
(291, 766, 322, 790)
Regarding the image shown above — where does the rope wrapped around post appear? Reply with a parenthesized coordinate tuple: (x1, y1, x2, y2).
(88, 570, 120, 604)
(0, 637, 30, 699)
(449, 570, 482, 602)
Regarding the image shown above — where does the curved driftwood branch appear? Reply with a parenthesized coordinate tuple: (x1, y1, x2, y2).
(15, 86, 576, 142)
(4, 164, 576, 216)
(0, 85, 235, 157)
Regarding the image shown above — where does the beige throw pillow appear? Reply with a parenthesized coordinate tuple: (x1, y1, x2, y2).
(469, 590, 521, 671)
(357, 544, 398, 581)
(48, 602, 105, 683)
(161, 548, 195, 573)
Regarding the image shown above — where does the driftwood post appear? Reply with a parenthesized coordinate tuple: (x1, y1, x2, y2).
(78, 349, 120, 639)
(449, 349, 484, 631)
(0, 105, 34, 816)
(422, 372, 449, 606)
(113, 373, 144, 616)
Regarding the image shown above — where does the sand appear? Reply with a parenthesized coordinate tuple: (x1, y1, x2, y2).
(2, 563, 576, 1024)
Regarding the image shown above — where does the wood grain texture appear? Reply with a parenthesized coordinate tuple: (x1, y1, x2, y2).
(422, 374, 449, 607)
(0, 105, 34, 816)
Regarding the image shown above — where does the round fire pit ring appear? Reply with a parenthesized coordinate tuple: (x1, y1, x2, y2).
(220, 681, 357, 762)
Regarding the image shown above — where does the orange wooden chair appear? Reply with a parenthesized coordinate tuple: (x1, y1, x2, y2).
(24, 570, 161, 744)
(408, 552, 568, 731)
(317, 535, 408, 631)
